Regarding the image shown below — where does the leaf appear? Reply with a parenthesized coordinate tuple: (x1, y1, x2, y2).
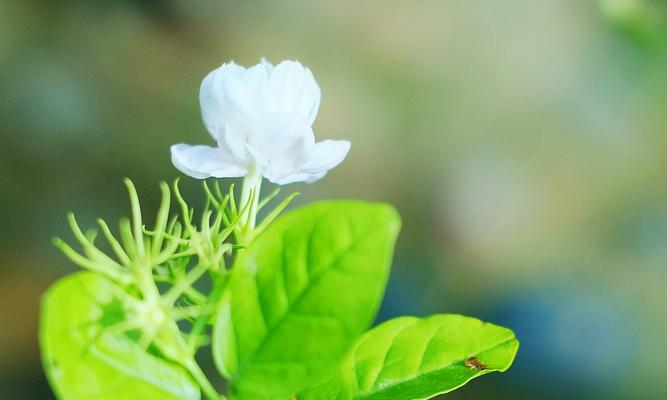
(299, 314, 519, 400)
(40, 272, 200, 400)
(213, 200, 401, 399)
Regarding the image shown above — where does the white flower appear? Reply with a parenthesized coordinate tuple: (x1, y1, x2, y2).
(171, 59, 350, 185)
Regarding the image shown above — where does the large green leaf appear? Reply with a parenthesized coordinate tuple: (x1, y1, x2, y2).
(300, 314, 519, 400)
(213, 200, 401, 399)
(40, 272, 200, 400)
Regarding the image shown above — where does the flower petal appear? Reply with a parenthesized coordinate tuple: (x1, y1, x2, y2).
(219, 123, 252, 164)
(268, 140, 350, 185)
(171, 144, 247, 179)
(300, 140, 351, 174)
(200, 62, 247, 142)
(257, 119, 315, 184)
(268, 60, 321, 125)
(271, 170, 327, 185)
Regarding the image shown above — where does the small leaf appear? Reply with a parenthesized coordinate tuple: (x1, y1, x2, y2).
(213, 200, 401, 398)
(40, 272, 200, 400)
(300, 314, 519, 400)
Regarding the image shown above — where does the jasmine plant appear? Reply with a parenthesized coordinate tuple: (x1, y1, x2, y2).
(40, 59, 518, 399)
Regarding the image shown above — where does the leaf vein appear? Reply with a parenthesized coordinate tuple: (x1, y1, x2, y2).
(368, 321, 418, 391)
(233, 213, 383, 381)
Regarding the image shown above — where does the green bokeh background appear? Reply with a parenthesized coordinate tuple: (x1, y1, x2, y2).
(1, 0, 666, 398)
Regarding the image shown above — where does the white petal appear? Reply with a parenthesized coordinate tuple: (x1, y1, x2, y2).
(260, 58, 274, 72)
(250, 112, 312, 154)
(268, 140, 350, 185)
(271, 170, 327, 185)
(199, 62, 246, 141)
(268, 60, 321, 125)
(219, 123, 252, 163)
(258, 120, 315, 183)
(239, 63, 271, 98)
(226, 63, 273, 122)
(171, 144, 246, 179)
(301, 140, 351, 174)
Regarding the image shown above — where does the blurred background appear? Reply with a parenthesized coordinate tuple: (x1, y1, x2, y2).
(1, 0, 666, 398)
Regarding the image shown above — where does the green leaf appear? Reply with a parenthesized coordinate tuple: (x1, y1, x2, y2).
(300, 314, 519, 400)
(40, 272, 200, 400)
(213, 200, 401, 399)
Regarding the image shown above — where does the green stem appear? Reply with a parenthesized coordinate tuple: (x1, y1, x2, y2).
(163, 262, 210, 305)
(184, 359, 225, 400)
(187, 271, 229, 354)
(239, 165, 262, 229)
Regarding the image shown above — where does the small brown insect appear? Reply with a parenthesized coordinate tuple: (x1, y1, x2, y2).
(464, 357, 487, 371)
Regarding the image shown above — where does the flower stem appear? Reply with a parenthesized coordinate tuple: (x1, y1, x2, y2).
(239, 165, 262, 229)
(187, 271, 229, 354)
(184, 358, 225, 400)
